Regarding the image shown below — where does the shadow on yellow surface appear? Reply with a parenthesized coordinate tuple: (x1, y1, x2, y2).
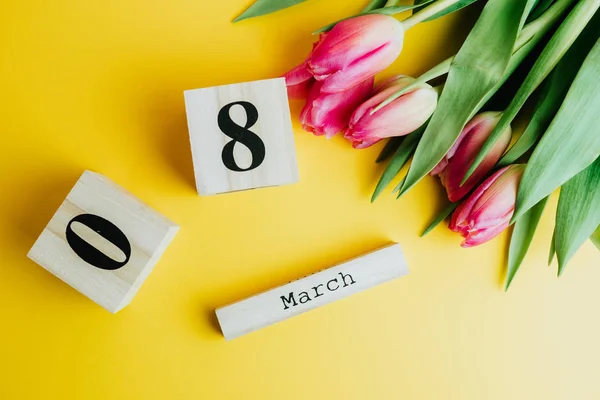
(0, 0, 598, 399)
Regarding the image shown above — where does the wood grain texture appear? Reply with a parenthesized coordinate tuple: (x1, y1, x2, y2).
(184, 78, 299, 195)
(216, 244, 408, 340)
(27, 171, 179, 313)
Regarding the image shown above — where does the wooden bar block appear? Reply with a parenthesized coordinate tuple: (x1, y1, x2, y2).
(27, 171, 179, 313)
(216, 244, 408, 340)
(184, 78, 299, 195)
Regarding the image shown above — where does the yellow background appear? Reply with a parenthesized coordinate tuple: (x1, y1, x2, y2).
(1, 1, 599, 399)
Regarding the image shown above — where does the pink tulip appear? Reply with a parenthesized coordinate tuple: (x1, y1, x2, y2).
(343, 75, 438, 149)
(450, 164, 525, 248)
(431, 112, 512, 202)
(283, 34, 328, 99)
(300, 77, 374, 138)
(284, 63, 314, 99)
(284, 14, 404, 96)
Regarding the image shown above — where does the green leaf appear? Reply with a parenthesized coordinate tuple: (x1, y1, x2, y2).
(415, 0, 481, 22)
(398, 0, 536, 197)
(394, 175, 407, 196)
(591, 226, 600, 251)
(548, 231, 556, 265)
(463, 0, 600, 185)
(376, 137, 404, 164)
(372, 57, 453, 112)
(371, 127, 424, 202)
(555, 157, 600, 276)
(513, 37, 600, 222)
(421, 202, 458, 237)
(528, 0, 556, 22)
(313, 2, 433, 34)
(363, 0, 389, 12)
(234, 0, 308, 22)
(505, 197, 548, 291)
(375, 0, 573, 115)
(499, 9, 600, 167)
(497, 79, 556, 167)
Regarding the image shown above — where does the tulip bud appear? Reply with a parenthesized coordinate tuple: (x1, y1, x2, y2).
(431, 112, 512, 202)
(343, 75, 438, 149)
(450, 164, 525, 248)
(284, 14, 404, 96)
(300, 77, 374, 138)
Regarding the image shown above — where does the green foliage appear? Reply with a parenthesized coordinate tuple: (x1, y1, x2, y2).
(372, 58, 452, 112)
(499, 9, 600, 166)
(376, 0, 576, 116)
(554, 157, 600, 276)
(421, 202, 458, 237)
(528, 0, 556, 22)
(363, 0, 389, 13)
(591, 226, 600, 251)
(234, 0, 308, 22)
(371, 127, 424, 202)
(498, 78, 557, 167)
(505, 197, 548, 290)
(376, 137, 404, 164)
(415, 0, 480, 21)
(514, 37, 600, 221)
(548, 231, 556, 265)
(397, 0, 536, 197)
(464, 0, 600, 184)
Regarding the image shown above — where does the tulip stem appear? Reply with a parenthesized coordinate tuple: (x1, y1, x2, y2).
(401, 0, 461, 30)
(372, 0, 574, 114)
(516, 0, 577, 50)
(371, 56, 452, 114)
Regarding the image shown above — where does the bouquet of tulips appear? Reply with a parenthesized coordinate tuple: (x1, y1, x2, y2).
(236, 0, 600, 289)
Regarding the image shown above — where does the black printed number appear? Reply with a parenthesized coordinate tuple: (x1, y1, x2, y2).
(218, 101, 265, 172)
(65, 214, 132, 271)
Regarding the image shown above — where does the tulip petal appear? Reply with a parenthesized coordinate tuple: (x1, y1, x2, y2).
(374, 74, 410, 92)
(450, 165, 525, 247)
(431, 113, 492, 177)
(450, 167, 508, 234)
(309, 15, 397, 72)
(348, 76, 414, 123)
(461, 220, 510, 248)
(308, 14, 404, 93)
(470, 166, 523, 224)
(446, 120, 511, 202)
(300, 78, 373, 137)
(315, 41, 402, 94)
(283, 63, 314, 99)
(432, 112, 512, 202)
(345, 84, 437, 147)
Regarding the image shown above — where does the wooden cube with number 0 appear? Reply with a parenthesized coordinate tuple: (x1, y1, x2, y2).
(27, 171, 179, 313)
(184, 78, 299, 195)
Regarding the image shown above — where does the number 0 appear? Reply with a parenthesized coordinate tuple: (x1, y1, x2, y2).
(65, 214, 132, 271)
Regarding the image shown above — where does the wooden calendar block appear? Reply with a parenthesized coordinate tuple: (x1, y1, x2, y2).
(184, 78, 299, 195)
(27, 171, 179, 313)
(216, 244, 408, 340)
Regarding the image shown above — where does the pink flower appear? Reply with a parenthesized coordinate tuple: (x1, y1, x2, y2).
(284, 14, 404, 96)
(343, 75, 438, 149)
(284, 63, 314, 99)
(300, 77, 374, 138)
(431, 112, 512, 202)
(450, 165, 525, 248)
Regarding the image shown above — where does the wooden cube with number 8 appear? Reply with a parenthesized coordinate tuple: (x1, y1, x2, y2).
(27, 171, 179, 313)
(184, 78, 299, 195)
